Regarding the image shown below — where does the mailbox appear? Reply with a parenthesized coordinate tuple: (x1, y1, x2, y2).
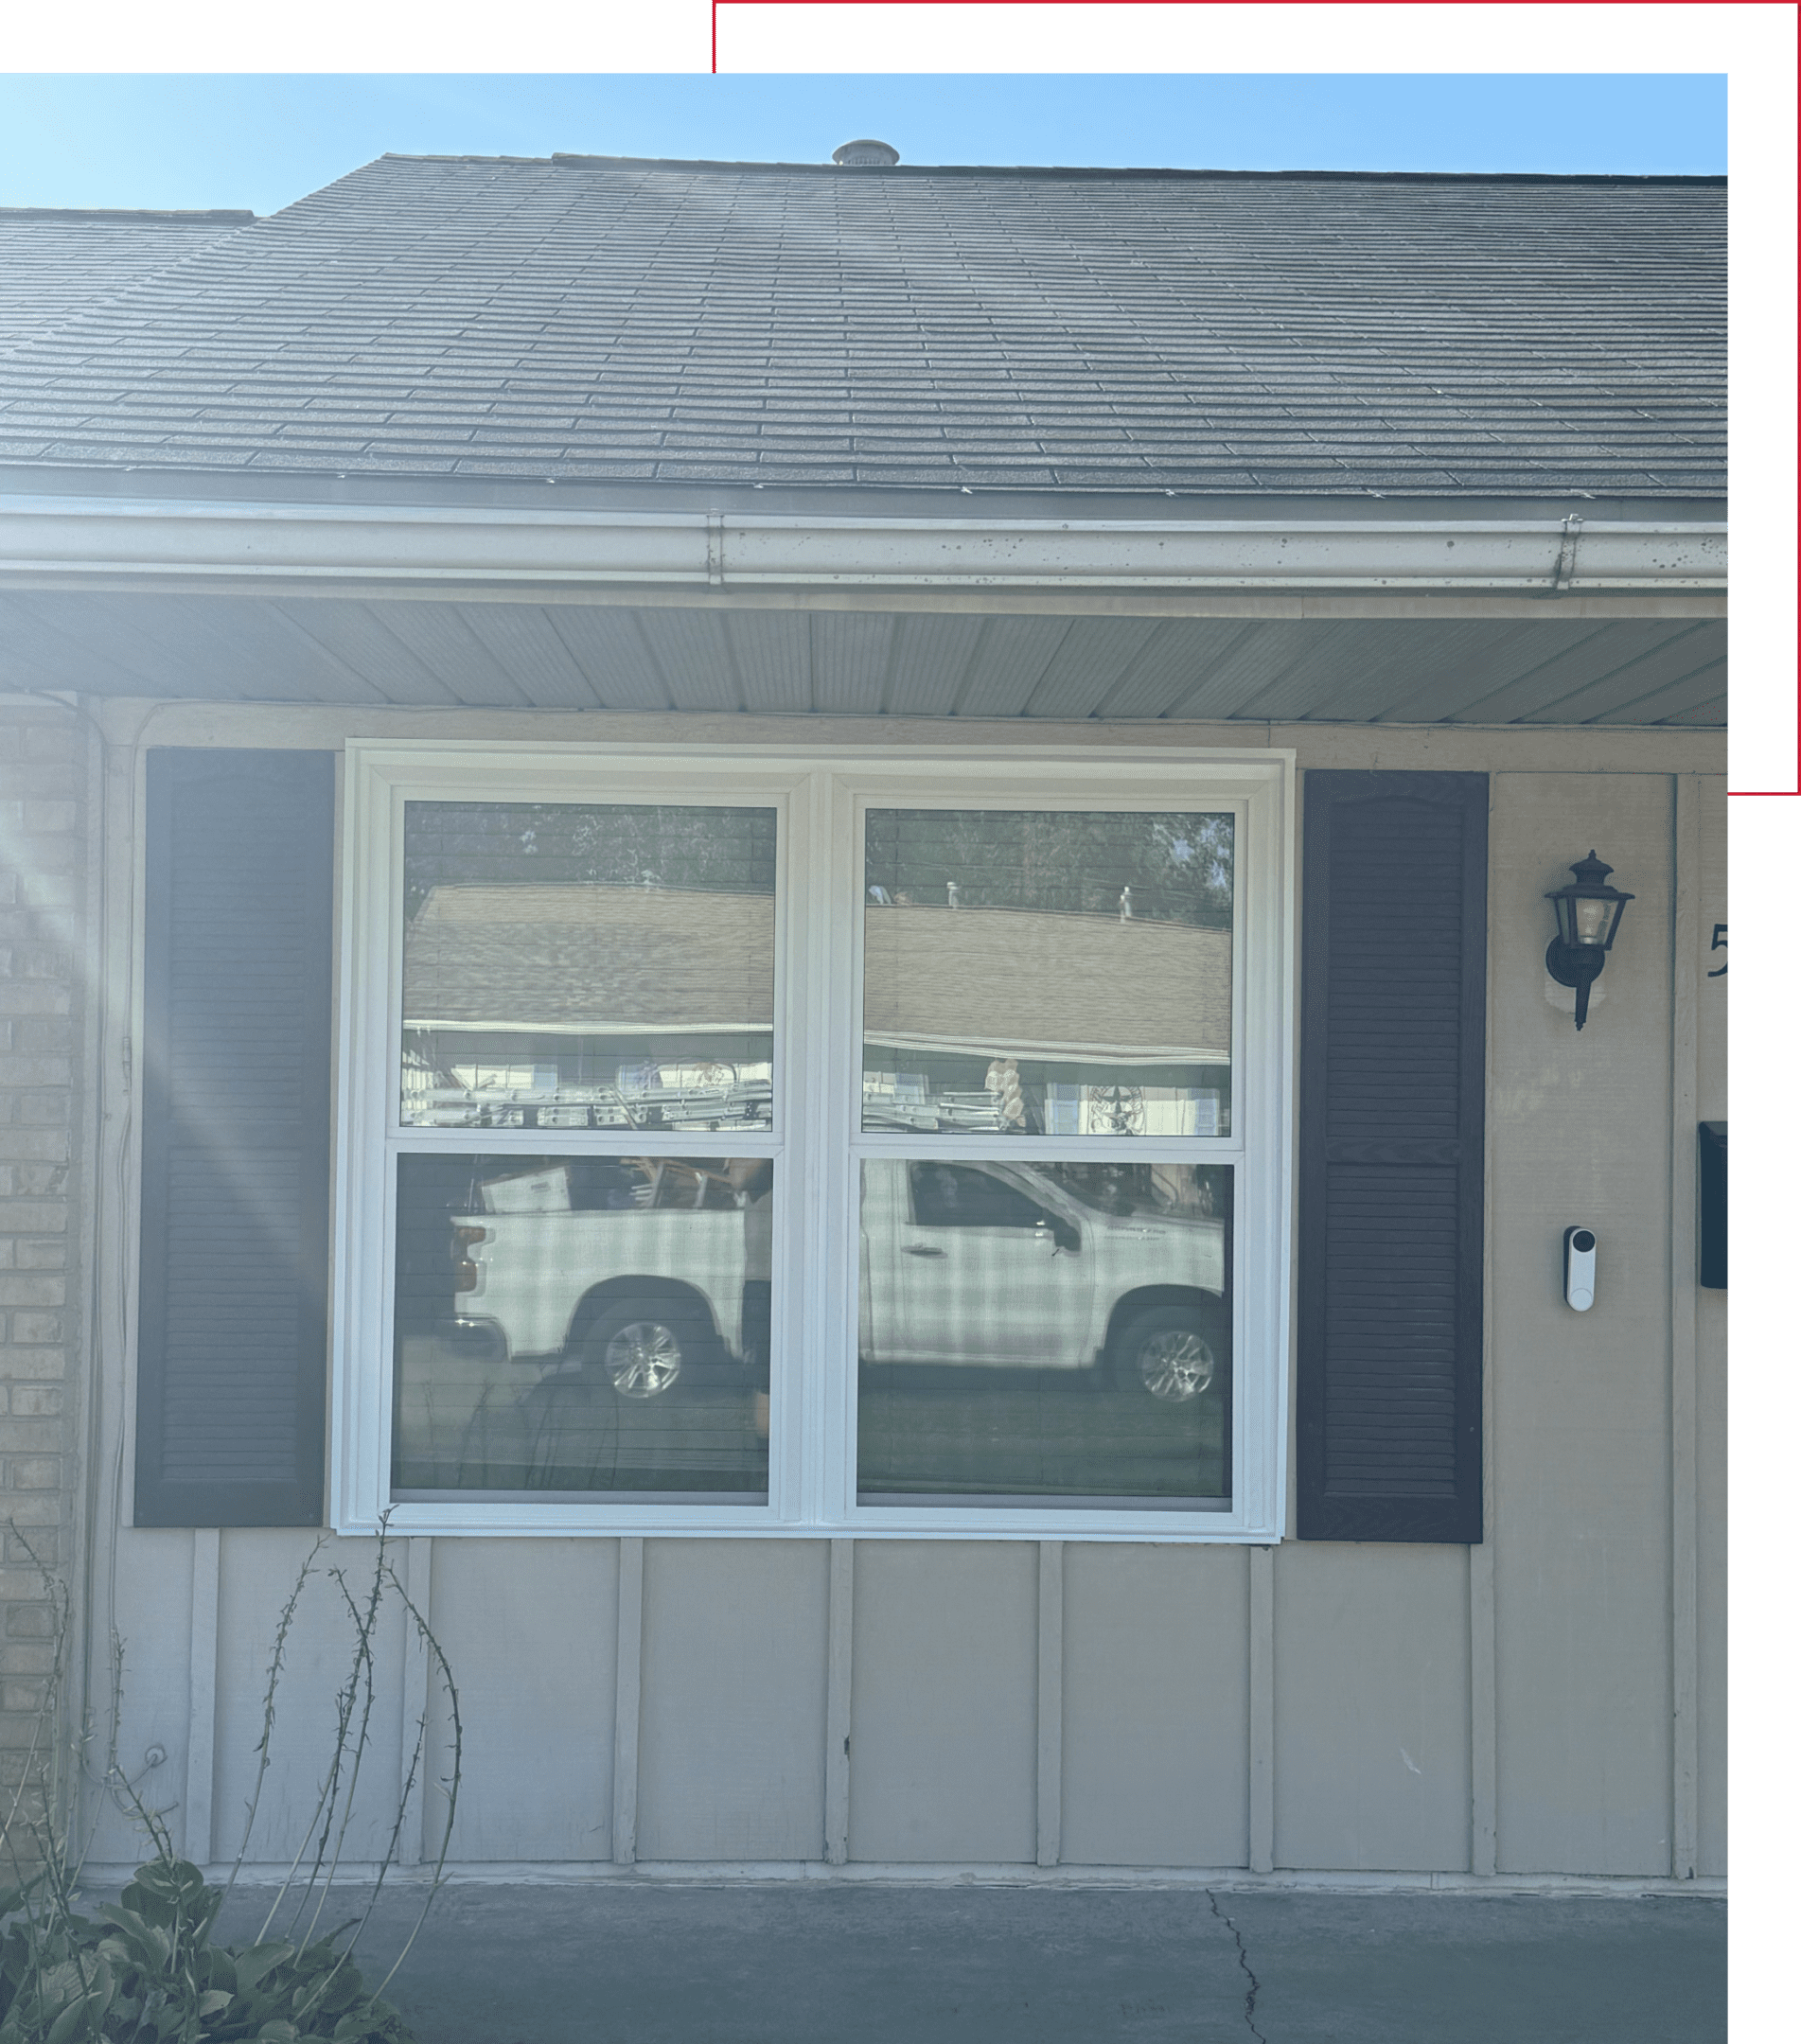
(1698, 1121, 1726, 1290)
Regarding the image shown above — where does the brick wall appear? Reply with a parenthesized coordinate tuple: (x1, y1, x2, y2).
(0, 701, 86, 1836)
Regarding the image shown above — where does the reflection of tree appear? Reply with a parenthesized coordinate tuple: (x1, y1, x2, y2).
(866, 810, 1233, 928)
(405, 802, 779, 922)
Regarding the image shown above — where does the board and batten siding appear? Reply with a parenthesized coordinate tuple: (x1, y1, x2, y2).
(79, 723, 1722, 1882)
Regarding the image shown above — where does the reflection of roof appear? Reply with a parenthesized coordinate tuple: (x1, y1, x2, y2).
(865, 905, 1230, 1063)
(404, 885, 775, 1034)
(404, 885, 1232, 1060)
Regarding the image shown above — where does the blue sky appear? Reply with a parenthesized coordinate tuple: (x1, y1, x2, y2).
(0, 74, 1724, 214)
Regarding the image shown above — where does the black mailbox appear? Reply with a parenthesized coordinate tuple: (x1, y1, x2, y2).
(1698, 1121, 1726, 1290)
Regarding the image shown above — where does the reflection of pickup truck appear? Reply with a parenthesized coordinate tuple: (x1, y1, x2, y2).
(454, 1158, 771, 1400)
(859, 1160, 1227, 1401)
(456, 1156, 1227, 1406)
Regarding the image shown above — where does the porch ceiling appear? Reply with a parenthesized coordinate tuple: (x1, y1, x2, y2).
(0, 590, 1724, 727)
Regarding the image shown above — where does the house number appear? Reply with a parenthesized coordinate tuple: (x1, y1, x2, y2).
(1707, 924, 1726, 978)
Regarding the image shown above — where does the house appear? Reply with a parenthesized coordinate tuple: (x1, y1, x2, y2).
(0, 148, 1724, 1885)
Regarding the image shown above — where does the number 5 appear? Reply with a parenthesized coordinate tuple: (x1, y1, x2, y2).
(1707, 924, 1726, 978)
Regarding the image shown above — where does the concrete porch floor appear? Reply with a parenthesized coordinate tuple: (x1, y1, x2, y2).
(207, 1880, 1725, 2044)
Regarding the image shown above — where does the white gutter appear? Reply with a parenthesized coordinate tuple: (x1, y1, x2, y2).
(0, 493, 1726, 593)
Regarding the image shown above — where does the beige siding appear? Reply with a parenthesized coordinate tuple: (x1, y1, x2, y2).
(425, 1539, 617, 1862)
(1490, 774, 1676, 1875)
(636, 1539, 827, 1861)
(847, 1542, 1038, 1863)
(1272, 1543, 1472, 1872)
(1059, 1542, 1249, 1867)
(92, 1528, 196, 1865)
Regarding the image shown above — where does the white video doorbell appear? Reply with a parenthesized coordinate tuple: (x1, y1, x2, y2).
(1563, 1227, 1598, 1312)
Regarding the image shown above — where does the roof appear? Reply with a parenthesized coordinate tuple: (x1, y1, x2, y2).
(405, 883, 776, 1033)
(0, 153, 1724, 502)
(0, 207, 256, 346)
(402, 882, 1232, 1061)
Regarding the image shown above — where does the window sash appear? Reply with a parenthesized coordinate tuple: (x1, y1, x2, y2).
(333, 741, 1293, 1541)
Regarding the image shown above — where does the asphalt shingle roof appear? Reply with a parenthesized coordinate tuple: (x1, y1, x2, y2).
(0, 207, 256, 345)
(0, 154, 1724, 499)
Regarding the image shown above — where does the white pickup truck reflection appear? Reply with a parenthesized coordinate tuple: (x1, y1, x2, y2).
(456, 1157, 1228, 1405)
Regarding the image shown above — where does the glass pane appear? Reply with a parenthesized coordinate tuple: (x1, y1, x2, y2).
(856, 1159, 1231, 1506)
(402, 802, 776, 1130)
(392, 1153, 772, 1497)
(862, 810, 1233, 1136)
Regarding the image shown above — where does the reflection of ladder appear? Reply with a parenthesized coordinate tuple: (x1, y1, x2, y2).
(625, 1157, 760, 1209)
(937, 1091, 1007, 1130)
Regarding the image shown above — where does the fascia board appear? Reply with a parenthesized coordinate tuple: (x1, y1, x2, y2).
(0, 492, 1727, 594)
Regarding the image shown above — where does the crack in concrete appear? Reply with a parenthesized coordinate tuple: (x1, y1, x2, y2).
(1206, 1890, 1268, 2044)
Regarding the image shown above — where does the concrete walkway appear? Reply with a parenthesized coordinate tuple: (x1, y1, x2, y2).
(211, 1879, 1725, 2044)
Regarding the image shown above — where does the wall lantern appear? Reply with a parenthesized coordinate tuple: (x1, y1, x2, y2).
(1545, 852, 1634, 1031)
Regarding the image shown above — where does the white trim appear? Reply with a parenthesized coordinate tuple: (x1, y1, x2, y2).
(1669, 773, 1703, 1881)
(334, 741, 1295, 1541)
(0, 492, 1726, 594)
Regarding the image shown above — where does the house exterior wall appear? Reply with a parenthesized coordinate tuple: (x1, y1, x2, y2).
(44, 698, 1723, 1885)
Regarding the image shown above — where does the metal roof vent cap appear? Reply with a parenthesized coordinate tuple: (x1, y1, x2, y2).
(833, 139, 901, 167)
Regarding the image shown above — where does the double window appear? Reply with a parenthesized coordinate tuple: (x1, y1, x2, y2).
(334, 745, 1291, 1538)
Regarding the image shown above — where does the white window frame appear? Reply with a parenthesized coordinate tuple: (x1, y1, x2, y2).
(333, 740, 1294, 1541)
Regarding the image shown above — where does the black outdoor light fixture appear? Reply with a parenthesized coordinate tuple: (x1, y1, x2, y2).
(1545, 852, 1634, 1031)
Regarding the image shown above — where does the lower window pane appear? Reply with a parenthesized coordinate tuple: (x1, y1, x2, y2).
(392, 1153, 772, 1498)
(856, 1160, 1232, 1507)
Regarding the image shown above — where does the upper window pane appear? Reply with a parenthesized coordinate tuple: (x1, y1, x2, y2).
(862, 809, 1233, 1137)
(401, 802, 777, 1130)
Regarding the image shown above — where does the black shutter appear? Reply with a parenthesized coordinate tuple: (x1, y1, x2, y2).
(135, 749, 335, 1526)
(1298, 771, 1486, 1543)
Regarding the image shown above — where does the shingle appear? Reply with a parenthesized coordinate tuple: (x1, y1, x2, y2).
(0, 155, 1725, 498)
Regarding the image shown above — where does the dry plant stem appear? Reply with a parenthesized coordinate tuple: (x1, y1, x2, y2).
(298, 1545, 388, 1947)
(281, 1563, 390, 2029)
(3, 1512, 459, 2044)
(222, 1534, 323, 1914)
(256, 1538, 384, 1948)
(1, 1525, 109, 2026)
(366, 1564, 463, 2003)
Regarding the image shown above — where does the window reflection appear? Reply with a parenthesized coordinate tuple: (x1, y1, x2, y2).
(401, 802, 776, 1130)
(392, 1154, 771, 1497)
(856, 1160, 1231, 1506)
(862, 810, 1233, 1136)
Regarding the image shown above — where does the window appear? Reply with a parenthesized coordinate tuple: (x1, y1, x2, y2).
(335, 745, 1291, 1539)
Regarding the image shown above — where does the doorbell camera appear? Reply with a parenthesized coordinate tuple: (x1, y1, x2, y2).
(1563, 1226, 1598, 1312)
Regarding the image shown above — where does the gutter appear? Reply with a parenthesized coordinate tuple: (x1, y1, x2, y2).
(0, 493, 1726, 595)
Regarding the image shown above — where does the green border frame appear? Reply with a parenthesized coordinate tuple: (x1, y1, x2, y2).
(0, 0, 1774, 2019)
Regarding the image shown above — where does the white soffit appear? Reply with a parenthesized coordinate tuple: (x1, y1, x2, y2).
(0, 591, 1727, 727)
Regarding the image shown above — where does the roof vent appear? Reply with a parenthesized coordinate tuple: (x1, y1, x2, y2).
(833, 139, 901, 167)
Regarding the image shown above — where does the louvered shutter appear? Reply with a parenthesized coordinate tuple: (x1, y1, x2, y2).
(1298, 771, 1487, 1543)
(135, 749, 335, 1526)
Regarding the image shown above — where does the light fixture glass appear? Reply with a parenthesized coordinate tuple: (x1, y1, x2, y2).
(1545, 853, 1633, 1029)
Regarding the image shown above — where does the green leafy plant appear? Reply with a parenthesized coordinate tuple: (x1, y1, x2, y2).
(0, 1524, 460, 2044)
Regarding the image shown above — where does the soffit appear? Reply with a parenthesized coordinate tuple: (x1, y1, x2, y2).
(0, 590, 1725, 727)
